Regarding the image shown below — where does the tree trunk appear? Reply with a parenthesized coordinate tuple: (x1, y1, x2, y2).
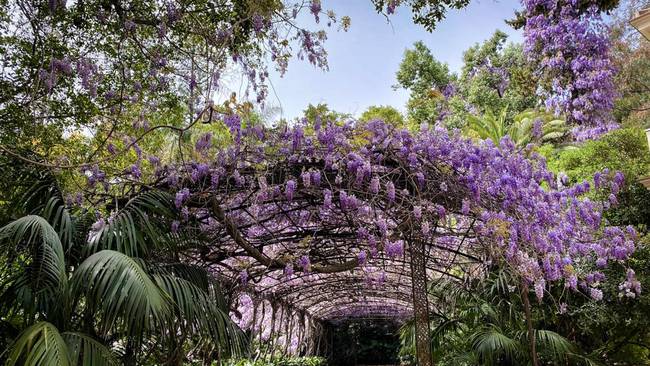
(409, 239, 433, 366)
(521, 282, 540, 366)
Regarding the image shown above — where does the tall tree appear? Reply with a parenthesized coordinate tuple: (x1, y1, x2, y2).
(457, 30, 537, 122)
(394, 41, 453, 125)
(359, 105, 406, 128)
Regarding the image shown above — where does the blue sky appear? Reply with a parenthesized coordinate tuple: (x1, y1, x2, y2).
(263, 0, 525, 120)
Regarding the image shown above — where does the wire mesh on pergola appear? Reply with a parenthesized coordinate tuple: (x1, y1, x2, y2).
(159, 118, 632, 364)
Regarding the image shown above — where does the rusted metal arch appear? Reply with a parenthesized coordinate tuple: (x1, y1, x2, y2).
(313, 299, 415, 320)
(296, 287, 416, 304)
(246, 245, 480, 296)
(262, 278, 412, 298)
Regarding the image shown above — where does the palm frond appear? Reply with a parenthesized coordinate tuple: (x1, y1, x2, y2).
(466, 108, 510, 146)
(488, 270, 511, 296)
(157, 263, 211, 291)
(398, 318, 417, 358)
(86, 191, 175, 257)
(71, 250, 171, 337)
(160, 263, 230, 311)
(40, 196, 75, 251)
(430, 318, 461, 351)
(471, 326, 522, 364)
(153, 274, 246, 357)
(19, 173, 60, 215)
(13, 172, 79, 252)
(467, 108, 569, 148)
(62, 332, 119, 366)
(5, 321, 72, 366)
(466, 114, 493, 141)
(0, 215, 67, 302)
(535, 329, 574, 362)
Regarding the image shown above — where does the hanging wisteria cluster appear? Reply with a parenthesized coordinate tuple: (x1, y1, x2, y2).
(522, 0, 619, 140)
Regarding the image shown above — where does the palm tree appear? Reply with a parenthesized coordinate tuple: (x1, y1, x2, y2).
(465, 108, 568, 148)
(0, 176, 245, 365)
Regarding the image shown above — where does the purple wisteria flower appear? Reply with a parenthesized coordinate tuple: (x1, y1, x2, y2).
(385, 240, 404, 258)
(301, 171, 311, 187)
(619, 269, 642, 299)
(286, 179, 297, 201)
(239, 270, 249, 285)
(310, 0, 322, 22)
(175, 188, 190, 208)
(298, 255, 311, 273)
(195, 132, 212, 154)
(358, 251, 367, 265)
(284, 263, 294, 277)
(105, 116, 638, 308)
(386, 181, 395, 202)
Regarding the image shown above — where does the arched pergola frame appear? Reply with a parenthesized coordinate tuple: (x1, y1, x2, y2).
(156, 119, 633, 365)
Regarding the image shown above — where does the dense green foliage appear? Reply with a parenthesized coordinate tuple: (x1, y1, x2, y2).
(541, 128, 650, 230)
(398, 126, 650, 365)
(400, 271, 592, 366)
(453, 31, 537, 124)
(394, 41, 453, 125)
(395, 31, 538, 129)
(302, 103, 351, 126)
(0, 178, 245, 365)
(0, 0, 269, 151)
(465, 109, 567, 148)
(400, 252, 650, 365)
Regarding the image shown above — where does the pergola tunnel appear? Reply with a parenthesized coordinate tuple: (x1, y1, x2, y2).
(215, 200, 479, 365)
(325, 318, 402, 365)
(229, 248, 443, 366)
(0, 113, 636, 366)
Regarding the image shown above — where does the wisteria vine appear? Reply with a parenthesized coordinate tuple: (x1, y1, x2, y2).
(522, 0, 619, 140)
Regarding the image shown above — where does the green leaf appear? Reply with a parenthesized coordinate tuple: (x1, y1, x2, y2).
(0, 215, 67, 300)
(39, 197, 75, 252)
(535, 329, 574, 362)
(86, 191, 174, 257)
(6, 321, 72, 366)
(62, 332, 119, 366)
(471, 326, 521, 364)
(153, 274, 246, 356)
(72, 250, 171, 337)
